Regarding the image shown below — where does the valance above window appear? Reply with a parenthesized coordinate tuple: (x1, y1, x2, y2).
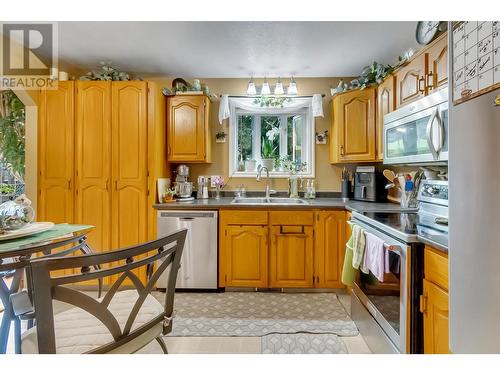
(218, 94, 324, 124)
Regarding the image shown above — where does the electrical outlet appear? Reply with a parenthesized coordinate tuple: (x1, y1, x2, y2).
(210, 176, 221, 187)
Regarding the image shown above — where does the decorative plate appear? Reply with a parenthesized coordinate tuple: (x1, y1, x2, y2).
(0, 222, 55, 241)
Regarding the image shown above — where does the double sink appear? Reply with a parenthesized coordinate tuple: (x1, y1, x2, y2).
(230, 197, 309, 205)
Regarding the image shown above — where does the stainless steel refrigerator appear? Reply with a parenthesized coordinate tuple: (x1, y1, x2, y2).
(448, 24, 500, 353)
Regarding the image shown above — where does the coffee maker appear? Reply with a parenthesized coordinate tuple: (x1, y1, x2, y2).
(173, 164, 194, 202)
(353, 166, 387, 202)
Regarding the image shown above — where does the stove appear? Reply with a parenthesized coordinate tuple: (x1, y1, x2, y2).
(353, 180, 449, 249)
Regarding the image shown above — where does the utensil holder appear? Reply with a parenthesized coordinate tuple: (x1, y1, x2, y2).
(341, 180, 351, 199)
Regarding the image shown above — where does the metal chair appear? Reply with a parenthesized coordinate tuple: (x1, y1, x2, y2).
(1, 231, 101, 354)
(13, 229, 186, 354)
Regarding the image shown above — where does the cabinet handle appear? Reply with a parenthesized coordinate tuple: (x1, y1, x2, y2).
(67, 179, 71, 190)
(418, 76, 426, 94)
(419, 294, 428, 314)
(105, 180, 109, 191)
(167, 146, 171, 155)
(340, 145, 345, 156)
(426, 71, 434, 91)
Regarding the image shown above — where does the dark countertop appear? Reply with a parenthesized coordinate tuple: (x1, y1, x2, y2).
(153, 198, 403, 212)
(417, 235, 449, 253)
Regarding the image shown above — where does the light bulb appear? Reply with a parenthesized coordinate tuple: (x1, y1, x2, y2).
(261, 78, 271, 95)
(274, 77, 284, 95)
(247, 77, 257, 95)
(287, 77, 298, 95)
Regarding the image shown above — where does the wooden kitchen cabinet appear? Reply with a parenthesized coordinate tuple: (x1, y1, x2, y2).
(39, 81, 165, 285)
(75, 81, 113, 257)
(315, 211, 346, 288)
(426, 34, 448, 92)
(167, 95, 211, 163)
(38, 81, 75, 226)
(219, 210, 269, 288)
(270, 224, 314, 288)
(330, 87, 376, 163)
(223, 225, 268, 288)
(395, 53, 427, 107)
(376, 75, 396, 161)
(422, 246, 449, 354)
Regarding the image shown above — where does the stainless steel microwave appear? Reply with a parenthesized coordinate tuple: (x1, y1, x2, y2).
(384, 88, 448, 165)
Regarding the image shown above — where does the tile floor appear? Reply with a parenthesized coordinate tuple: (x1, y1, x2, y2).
(2, 290, 371, 354)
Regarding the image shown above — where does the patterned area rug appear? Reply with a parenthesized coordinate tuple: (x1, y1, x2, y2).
(168, 292, 358, 337)
(261, 333, 348, 354)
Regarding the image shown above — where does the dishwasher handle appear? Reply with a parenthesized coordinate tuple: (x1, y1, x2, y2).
(179, 217, 195, 221)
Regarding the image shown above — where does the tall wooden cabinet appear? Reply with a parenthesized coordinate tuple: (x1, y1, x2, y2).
(38, 81, 167, 284)
(75, 82, 112, 255)
(38, 81, 75, 225)
(426, 34, 448, 91)
(167, 95, 211, 163)
(330, 87, 376, 163)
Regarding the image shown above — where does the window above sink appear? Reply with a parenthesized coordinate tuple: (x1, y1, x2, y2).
(227, 97, 315, 178)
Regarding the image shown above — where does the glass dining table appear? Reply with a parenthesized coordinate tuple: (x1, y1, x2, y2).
(0, 224, 94, 354)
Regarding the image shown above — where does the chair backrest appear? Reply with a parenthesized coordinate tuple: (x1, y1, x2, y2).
(27, 229, 187, 354)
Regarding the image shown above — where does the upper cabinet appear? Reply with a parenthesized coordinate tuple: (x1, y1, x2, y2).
(426, 34, 448, 92)
(376, 75, 396, 161)
(330, 87, 376, 163)
(166, 95, 211, 163)
(395, 53, 427, 107)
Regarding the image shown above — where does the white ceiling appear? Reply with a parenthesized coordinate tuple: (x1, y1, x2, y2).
(57, 21, 419, 77)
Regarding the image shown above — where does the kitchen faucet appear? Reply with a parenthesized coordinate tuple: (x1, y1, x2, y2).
(256, 165, 276, 198)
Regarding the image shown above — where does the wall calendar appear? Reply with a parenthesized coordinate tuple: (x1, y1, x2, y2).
(452, 21, 500, 105)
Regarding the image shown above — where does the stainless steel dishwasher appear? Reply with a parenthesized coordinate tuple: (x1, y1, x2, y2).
(156, 210, 218, 290)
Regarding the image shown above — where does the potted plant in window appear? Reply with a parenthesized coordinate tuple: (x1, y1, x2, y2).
(261, 127, 279, 171)
(244, 158, 256, 172)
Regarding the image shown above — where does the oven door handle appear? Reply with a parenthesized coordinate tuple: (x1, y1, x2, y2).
(349, 218, 408, 253)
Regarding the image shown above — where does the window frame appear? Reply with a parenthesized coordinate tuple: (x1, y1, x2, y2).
(228, 107, 315, 178)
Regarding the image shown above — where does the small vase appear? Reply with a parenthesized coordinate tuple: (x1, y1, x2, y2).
(288, 175, 300, 198)
(261, 158, 275, 171)
(215, 186, 222, 200)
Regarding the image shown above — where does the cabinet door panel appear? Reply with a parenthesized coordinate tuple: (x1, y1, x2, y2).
(337, 88, 376, 162)
(396, 54, 426, 107)
(315, 211, 346, 288)
(423, 280, 450, 354)
(376, 76, 395, 161)
(38, 82, 74, 225)
(270, 226, 314, 288)
(224, 226, 268, 287)
(111, 82, 149, 284)
(427, 35, 448, 91)
(167, 96, 206, 161)
(75, 82, 112, 257)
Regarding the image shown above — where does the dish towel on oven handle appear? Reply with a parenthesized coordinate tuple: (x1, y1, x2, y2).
(341, 223, 365, 286)
(362, 231, 386, 282)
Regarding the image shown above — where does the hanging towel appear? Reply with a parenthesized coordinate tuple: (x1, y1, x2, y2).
(312, 94, 324, 117)
(218, 94, 230, 124)
(351, 225, 366, 270)
(363, 232, 386, 282)
(342, 224, 365, 286)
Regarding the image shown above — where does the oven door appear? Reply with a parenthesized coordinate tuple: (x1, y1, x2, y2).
(384, 99, 448, 165)
(351, 218, 410, 353)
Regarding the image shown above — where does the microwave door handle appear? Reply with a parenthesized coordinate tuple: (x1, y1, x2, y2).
(436, 110, 445, 154)
(426, 108, 439, 160)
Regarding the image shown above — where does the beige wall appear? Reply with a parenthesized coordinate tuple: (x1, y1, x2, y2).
(148, 76, 354, 192)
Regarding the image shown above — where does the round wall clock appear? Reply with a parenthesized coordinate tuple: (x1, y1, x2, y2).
(415, 21, 441, 45)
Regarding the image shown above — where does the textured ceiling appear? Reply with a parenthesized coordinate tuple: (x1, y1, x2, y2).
(56, 21, 419, 77)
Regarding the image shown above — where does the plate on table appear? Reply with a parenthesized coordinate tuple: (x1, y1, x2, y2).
(0, 222, 55, 241)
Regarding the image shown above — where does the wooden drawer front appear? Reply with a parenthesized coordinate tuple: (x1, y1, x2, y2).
(269, 211, 314, 226)
(425, 246, 448, 291)
(220, 210, 268, 225)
